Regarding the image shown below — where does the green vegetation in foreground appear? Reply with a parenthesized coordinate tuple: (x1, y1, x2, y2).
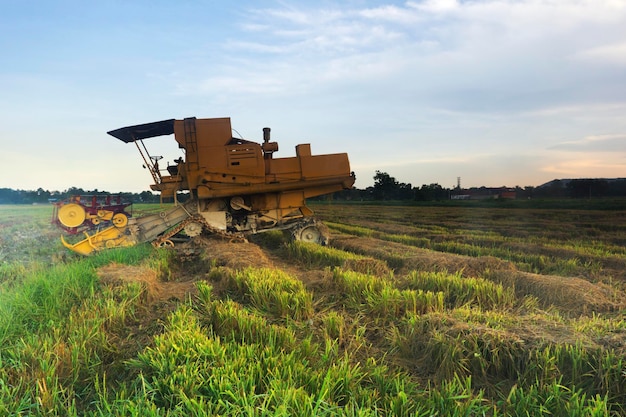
(0, 243, 622, 415)
(1, 204, 625, 415)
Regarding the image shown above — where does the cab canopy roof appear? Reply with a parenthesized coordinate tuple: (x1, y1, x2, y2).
(107, 119, 175, 143)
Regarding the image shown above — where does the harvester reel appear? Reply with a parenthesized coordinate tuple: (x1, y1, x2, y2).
(57, 203, 86, 228)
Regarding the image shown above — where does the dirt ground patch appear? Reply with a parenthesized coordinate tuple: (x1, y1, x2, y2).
(97, 237, 276, 306)
(184, 236, 275, 269)
(97, 263, 196, 304)
(194, 237, 332, 297)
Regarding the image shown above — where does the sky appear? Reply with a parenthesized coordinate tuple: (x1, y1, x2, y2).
(1, 0, 625, 193)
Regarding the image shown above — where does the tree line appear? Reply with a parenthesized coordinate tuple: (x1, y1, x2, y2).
(331, 172, 626, 201)
(0, 187, 161, 205)
(1, 174, 625, 205)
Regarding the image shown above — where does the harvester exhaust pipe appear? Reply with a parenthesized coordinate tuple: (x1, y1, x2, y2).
(261, 127, 278, 160)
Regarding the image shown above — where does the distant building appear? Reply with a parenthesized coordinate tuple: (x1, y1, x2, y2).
(536, 178, 626, 198)
(537, 178, 626, 189)
(451, 187, 516, 200)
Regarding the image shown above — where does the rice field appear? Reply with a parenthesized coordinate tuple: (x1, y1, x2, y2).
(0, 202, 625, 415)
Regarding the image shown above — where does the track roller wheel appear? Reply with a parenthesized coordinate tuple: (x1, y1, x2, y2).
(184, 221, 203, 237)
(112, 213, 129, 228)
(292, 220, 330, 245)
(299, 225, 322, 243)
(57, 203, 86, 228)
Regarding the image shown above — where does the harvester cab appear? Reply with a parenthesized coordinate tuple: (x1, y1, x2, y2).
(58, 116, 355, 255)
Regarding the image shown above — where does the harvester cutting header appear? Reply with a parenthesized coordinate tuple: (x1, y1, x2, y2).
(59, 117, 355, 255)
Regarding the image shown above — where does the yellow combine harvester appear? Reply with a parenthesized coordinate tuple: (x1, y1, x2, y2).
(60, 117, 355, 255)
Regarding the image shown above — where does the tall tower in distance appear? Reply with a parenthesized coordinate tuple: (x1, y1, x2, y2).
(456, 177, 461, 190)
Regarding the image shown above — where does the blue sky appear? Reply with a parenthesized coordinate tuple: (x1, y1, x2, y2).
(1, 0, 625, 193)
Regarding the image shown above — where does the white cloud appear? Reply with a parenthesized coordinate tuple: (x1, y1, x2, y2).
(410, 0, 460, 14)
(359, 4, 422, 23)
(542, 157, 626, 178)
(524, 102, 626, 118)
(550, 134, 626, 152)
(183, 0, 621, 115)
(575, 41, 626, 65)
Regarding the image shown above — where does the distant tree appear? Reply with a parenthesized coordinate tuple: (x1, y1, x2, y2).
(64, 186, 86, 196)
(0, 188, 20, 204)
(372, 171, 417, 200)
(373, 171, 399, 200)
(0, 187, 163, 204)
(518, 186, 534, 199)
(398, 182, 413, 200)
(139, 191, 157, 202)
(416, 183, 447, 201)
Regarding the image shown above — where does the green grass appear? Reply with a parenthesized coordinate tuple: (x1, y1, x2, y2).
(332, 268, 445, 318)
(403, 270, 516, 310)
(0, 246, 154, 415)
(285, 241, 390, 275)
(125, 298, 423, 416)
(1, 203, 625, 415)
(216, 266, 314, 321)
